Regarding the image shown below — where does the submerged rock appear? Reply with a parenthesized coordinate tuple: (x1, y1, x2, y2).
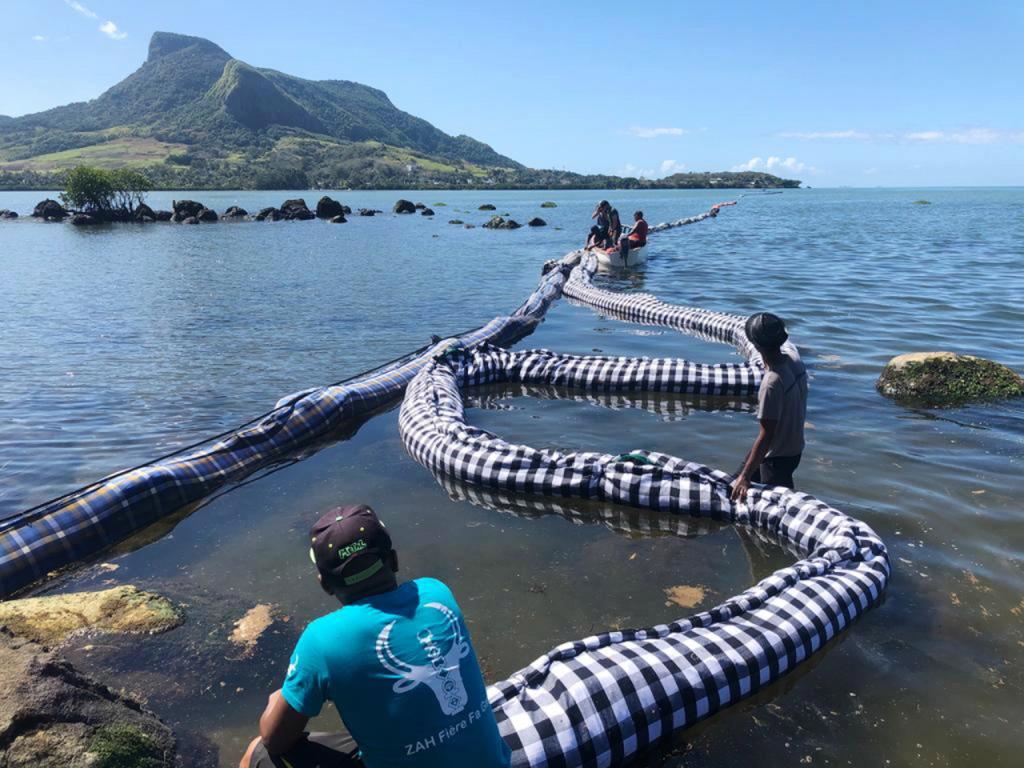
(358, 208, 377, 216)
(32, 199, 68, 220)
(414, 202, 426, 210)
(393, 199, 416, 214)
(316, 196, 346, 219)
(154, 210, 173, 221)
(877, 352, 1024, 407)
(0, 209, 18, 219)
(329, 214, 347, 223)
(196, 207, 218, 222)
(478, 203, 496, 210)
(0, 585, 182, 646)
(527, 217, 546, 227)
(228, 604, 275, 657)
(540, 201, 558, 208)
(0, 629, 176, 767)
(70, 213, 100, 226)
(420, 207, 435, 216)
(181, 216, 199, 225)
(483, 215, 521, 230)
(448, 219, 464, 225)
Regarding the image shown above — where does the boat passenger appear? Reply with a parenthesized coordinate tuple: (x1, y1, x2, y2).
(730, 313, 807, 500)
(618, 210, 648, 261)
(587, 200, 611, 248)
(239, 504, 511, 768)
(608, 205, 622, 243)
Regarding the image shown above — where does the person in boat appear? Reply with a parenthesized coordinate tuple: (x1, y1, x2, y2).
(239, 504, 511, 768)
(608, 205, 622, 244)
(587, 200, 611, 248)
(730, 313, 808, 501)
(618, 210, 648, 260)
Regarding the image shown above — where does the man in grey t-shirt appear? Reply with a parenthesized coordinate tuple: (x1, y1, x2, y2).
(731, 313, 808, 501)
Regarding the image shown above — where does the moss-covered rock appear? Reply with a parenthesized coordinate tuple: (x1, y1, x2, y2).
(0, 585, 182, 646)
(540, 201, 557, 208)
(912, 199, 931, 205)
(877, 352, 1024, 407)
(88, 724, 168, 768)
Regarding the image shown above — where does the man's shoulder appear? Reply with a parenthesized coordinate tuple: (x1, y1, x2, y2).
(411, 576, 456, 603)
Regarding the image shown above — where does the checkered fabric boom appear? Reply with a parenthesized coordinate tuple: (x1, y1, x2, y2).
(398, 345, 890, 768)
(0, 260, 575, 598)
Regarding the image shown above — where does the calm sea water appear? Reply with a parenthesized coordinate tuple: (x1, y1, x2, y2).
(1, 188, 1022, 766)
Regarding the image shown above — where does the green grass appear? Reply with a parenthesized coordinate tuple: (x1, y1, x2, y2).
(0, 137, 189, 171)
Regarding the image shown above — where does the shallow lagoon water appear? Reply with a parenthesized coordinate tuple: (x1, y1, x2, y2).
(1, 188, 1022, 766)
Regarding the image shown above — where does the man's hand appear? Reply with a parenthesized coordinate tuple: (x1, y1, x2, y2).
(730, 475, 750, 503)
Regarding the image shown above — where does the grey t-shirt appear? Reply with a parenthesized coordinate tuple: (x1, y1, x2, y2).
(756, 348, 808, 458)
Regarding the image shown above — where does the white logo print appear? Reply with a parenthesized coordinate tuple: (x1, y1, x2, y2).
(375, 602, 471, 716)
(287, 655, 298, 677)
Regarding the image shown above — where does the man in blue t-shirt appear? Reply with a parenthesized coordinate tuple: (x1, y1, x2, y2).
(239, 505, 511, 768)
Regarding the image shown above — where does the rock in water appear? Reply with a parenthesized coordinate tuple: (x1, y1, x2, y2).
(134, 202, 157, 222)
(527, 217, 546, 227)
(181, 216, 199, 225)
(222, 205, 248, 219)
(540, 201, 558, 208)
(877, 352, 1024, 407)
(478, 203, 496, 210)
(448, 219, 464, 225)
(154, 210, 173, 221)
(0, 585, 182, 646)
(393, 199, 416, 214)
(483, 215, 521, 230)
(329, 214, 347, 223)
(316, 196, 346, 219)
(358, 208, 376, 217)
(171, 199, 204, 222)
(228, 604, 274, 656)
(0, 629, 176, 766)
(196, 208, 218, 222)
(31, 199, 68, 220)
(70, 213, 99, 226)
(255, 206, 280, 222)
(0, 209, 18, 219)
(279, 199, 314, 220)
(421, 208, 435, 216)
(414, 202, 426, 210)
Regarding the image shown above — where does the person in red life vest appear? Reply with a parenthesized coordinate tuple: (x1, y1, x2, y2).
(618, 210, 648, 261)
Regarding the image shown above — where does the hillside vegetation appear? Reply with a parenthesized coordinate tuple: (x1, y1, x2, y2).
(0, 32, 800, 191)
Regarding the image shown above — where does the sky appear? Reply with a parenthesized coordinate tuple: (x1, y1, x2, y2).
(1, 0, 1022, 186)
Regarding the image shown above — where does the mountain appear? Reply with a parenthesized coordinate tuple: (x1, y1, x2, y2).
(0, 32, 798, 190)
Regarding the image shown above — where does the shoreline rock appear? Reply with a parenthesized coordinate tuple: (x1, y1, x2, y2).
(32, 199, 68, 221)
(0, 629, 176, 767)
(877, 352, 1024, 407)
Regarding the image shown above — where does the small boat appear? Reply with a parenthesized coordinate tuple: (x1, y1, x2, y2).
(593, 244, 646, 268)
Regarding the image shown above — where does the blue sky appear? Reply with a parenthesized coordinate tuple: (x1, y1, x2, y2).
(1, 0, 1022, 186)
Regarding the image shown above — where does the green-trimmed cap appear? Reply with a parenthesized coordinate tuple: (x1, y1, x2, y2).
(309, 505, 392, 587)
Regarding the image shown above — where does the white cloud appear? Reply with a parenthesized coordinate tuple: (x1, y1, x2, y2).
(659, 160, 686, 177)
(904, 128, 1016, 144)
(32, 35, 47, 42)
(621, 163, 656, 178)
(779, 130, 871, 140)
(99, 20, 127, 39)
(627, 126, 686, 139)
(864, 167, 879, 175)
(732, 156, 815, 175)
(64, 0, 97, 18)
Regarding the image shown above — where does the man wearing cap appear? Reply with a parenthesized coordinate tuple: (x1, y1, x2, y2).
(731, 312, 808, 501)
(240, 505, 511, 768)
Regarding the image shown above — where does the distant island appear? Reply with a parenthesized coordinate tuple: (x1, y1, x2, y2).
(0, 32, 800, 192)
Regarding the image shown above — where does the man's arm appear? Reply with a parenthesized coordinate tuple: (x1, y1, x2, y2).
(730, 418, 777, 502)
(259, 689, 309, 755)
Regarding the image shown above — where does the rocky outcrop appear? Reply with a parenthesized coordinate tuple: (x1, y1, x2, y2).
(133, 202, 157, 222)
(255, 206, 281, 222)
(0, 629, 176, 767)
(280, 199, 314, 220)
(171, 199, 204, 222)
(196, 207, 218, 222)
(414, 202, 426, 210)
(222, 205, 248, 220)
(0, 209, 18, 219)
(69, 213, 99, 226)
(478, 203, 496, 210)
(393, 199, 416, 214)
(154, 210, 173, 221)
(316, 196, 346, 219)
(420, 208, 435, 216)
(527, 217, 546, 227)
(0, 586, 182, 646)
(181, 216, 199, 225)
(877, 352, 1024, 407)
(32, 199, 68, 220)
(358, 208, 377, 216)
(329, 214, 347, 223)
(483, 215, 521, 230)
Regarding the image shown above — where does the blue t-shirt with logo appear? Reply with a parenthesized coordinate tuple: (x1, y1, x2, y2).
(282, 577, 511, 768)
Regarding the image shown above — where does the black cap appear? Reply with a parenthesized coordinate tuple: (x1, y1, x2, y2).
(745, 312, 789, 349)
(309, 505, 392, 588)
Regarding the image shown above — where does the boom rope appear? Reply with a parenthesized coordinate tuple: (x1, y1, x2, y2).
(397, 343, 889, 768)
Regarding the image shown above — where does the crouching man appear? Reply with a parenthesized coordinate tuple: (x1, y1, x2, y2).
(240, 504, 511, 768)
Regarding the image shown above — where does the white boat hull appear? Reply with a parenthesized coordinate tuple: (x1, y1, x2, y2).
(594, 246, 647, 268)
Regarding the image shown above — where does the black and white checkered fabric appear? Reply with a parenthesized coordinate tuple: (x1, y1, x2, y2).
(399, 344, 890, 768)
